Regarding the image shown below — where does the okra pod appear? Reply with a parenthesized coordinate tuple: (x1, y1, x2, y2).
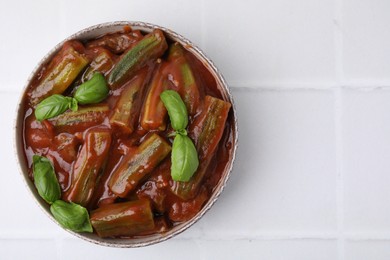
(108, 29, 168, 89)
(90, 199, 154, 238)
(109, 70, 148, 134)
(86, 31, 143, 54)
(29, 41, 89, 105)
(140, 63, 169, 131)
(49, 104, 109, 134)
(171, 96, 231, 200)
(108, 133, 171, 198)
(81, 47, 116, 82)
(63, 128, 111, 206)
(167, 43, 200, 115)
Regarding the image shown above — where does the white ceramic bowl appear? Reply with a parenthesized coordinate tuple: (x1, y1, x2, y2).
(14, 21, 238, 247)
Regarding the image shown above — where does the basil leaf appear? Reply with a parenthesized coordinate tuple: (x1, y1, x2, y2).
(160, 90, 188, 131)
(70, 97, 78, 111)
(35, 94, 76, 121)
(74, 73, 109, 105)
(50, 200, 93, 233)
(171, 134, 199, 182)
(32, 155, 61, 204)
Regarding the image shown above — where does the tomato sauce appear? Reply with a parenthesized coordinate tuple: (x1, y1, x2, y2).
(21, 27, 235, 236)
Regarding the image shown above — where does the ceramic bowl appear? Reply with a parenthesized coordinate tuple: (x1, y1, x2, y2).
(14, 21, 238, 247)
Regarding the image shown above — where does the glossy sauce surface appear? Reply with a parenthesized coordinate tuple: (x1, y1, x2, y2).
(22, 27, 234, 236)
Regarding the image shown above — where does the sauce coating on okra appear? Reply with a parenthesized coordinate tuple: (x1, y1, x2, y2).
(22, 27, 234, 238)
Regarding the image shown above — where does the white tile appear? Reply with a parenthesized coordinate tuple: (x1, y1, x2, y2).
(0, 0, 62, 92)
(196, 239, 337, 260)
(343, 89, 390, 233)
(59, 0, 202, 46)
(342, 0, 390, 83)
(203, 0, 336, 87)
(0, 239, 57, 260)
(345, 241, 390, 260)
(192, 89, 337, 237)
(61, 238, 201, 260)
(0, 93, 67, 237)
(62, 238, 336, 260)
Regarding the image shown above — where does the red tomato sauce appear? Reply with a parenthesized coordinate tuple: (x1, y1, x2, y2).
(21, 27, 235, 237)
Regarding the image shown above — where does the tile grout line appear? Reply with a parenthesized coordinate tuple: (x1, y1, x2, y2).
(335, 88, 345, 260)
(334, 0, 345, 257)
(228, 83, 390, 90)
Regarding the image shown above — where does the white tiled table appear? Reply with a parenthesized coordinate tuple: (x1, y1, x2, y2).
(1, 0, 390, 259)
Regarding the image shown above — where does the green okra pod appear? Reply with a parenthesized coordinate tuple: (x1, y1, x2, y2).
(140, 63, 170, 131)
(63, 128, 112, 207)
(167, 43, 200, 116)
(29, 41, 89, 105)
(171, 96, 231, 200)
(81, 47, 116, 82)
(108, 29, 168, 89)
(90, 199, 154, 238)
(109, 70, 148, 134)
(108, 133, 171, 198)
(49, 104, 109, 134)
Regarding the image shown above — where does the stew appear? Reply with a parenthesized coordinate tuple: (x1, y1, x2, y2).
(22, 26, 234, 238)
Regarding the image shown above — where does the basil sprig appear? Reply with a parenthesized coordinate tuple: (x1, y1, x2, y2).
(33, 155, 61, 204)
(171, 134, 199, 181)
(35, 95, 78, 121)
(160, 90, 199, 182)
(160, 90, 188, 131)
(34, 72, 109, 121)
(32, 154, 93, 233)
(74, 73, 109, 104)
(50, 200, 93, 233)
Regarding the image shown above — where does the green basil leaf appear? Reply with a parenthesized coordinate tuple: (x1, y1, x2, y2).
(70, 97, 78, 111)
(171, 134, 199, 182)
(160, 90, 188, 131)
(50, 200, 93, 233)
(34, 94, 76, 121)
(32, 155, 61, 204)
(74, 73, 109, 105)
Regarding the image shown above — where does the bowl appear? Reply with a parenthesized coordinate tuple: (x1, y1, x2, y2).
(14, 21, 238, 247)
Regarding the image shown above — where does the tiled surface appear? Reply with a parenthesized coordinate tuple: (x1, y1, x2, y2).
(198, 90, 337, 236)
(343, 89, 390, 234)
(59, 239, 338, 260)
(1, 0, 390, 259)
(58, 0, 202, 45)
(203, 0, 337, 87)
(0, 0, 62, 92)
(342, 0, 390, 85)
(0, 239, 57, 260)
(345, 241, 390, 260)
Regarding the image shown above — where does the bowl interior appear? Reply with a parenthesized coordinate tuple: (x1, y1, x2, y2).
(14, 21, 238, 247)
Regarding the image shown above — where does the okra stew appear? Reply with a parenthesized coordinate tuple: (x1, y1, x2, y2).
(22, 25, 234, 238)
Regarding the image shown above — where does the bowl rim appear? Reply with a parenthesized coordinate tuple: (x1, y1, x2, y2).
(13, 21, 238, 247)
